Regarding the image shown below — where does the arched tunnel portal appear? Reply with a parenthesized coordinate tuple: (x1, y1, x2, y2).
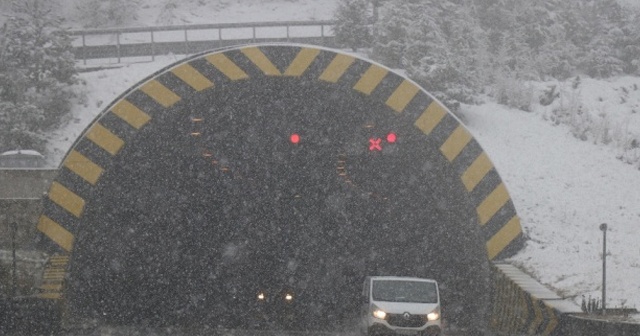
(36, 44, 524, 331)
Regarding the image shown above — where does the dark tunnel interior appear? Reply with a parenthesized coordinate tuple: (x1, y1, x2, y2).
(67, 75, 492, 331)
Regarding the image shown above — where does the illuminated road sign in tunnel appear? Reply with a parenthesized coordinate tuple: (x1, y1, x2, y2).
(36, 45, 524, 330)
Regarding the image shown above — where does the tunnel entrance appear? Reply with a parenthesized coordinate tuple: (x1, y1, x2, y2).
(37, 45, 523, 331)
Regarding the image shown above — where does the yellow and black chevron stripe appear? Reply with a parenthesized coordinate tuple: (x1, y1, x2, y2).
(37, 44, 524, 299)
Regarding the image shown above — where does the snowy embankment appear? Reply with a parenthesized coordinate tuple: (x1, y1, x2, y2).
(462, 100, 640, 311)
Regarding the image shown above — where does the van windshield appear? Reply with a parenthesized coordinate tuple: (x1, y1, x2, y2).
(372, 280, 438, 303)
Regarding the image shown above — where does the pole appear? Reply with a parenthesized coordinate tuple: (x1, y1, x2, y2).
(599, 223, 607, 315)
(116, 32, 121, 64)
(11, 221, 17, 298)
(82, 33, 86, 65)
(151, 31, 155, 62)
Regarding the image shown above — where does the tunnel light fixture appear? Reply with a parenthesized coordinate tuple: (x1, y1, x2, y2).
(284, 293, 294, 301)
(257, 292, 266, 301)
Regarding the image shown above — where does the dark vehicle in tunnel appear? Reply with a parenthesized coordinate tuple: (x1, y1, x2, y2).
(251, 286, 298, 329)
(360, 276, 442, 336)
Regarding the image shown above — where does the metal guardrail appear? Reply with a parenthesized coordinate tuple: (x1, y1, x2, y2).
(69, 20, 338, 64)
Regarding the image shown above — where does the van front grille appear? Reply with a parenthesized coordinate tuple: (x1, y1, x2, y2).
(387, 313, 426, 328)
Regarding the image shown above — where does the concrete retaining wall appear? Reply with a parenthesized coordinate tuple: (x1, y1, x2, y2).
(0, 169, 57, 250)
(490, 263, 581, 335)
(490, 263, 640, 335)
(0, 169, 57, 199)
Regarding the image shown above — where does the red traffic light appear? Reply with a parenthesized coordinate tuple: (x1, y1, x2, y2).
(387, 132, 397, 143)
(290, 133, 300, 144)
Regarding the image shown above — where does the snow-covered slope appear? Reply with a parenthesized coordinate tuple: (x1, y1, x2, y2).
(462, 102, 640, 311)
(51, 0, 338, 28)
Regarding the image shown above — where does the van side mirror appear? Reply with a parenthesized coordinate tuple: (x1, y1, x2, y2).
(362, 295, 369, 304)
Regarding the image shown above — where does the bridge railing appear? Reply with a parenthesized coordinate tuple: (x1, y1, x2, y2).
(68, 20, 338, 65)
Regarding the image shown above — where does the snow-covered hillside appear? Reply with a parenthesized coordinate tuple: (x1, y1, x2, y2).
(462, 102, 640, 312)
(41, 0, 640, 315)
(48, 0, 339, 28)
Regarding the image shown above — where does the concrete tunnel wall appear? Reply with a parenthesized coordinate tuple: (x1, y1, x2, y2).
(0, 169, 57, 250)
(33, 44, 525, 330)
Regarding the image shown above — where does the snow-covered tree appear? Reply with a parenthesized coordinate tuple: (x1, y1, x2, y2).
(581, 32, 624, 78)
(333, 0, 373, 51)
(375, 0, 485, 108)
(369, 0, 640, 107)
(402, 2, 467, 107)
(0, 0, 78, 152)
(371, 2, 409, 68)
(612, 5, 640, 75)
(0, 102, 45, 152)
(574, 0, 625, 78)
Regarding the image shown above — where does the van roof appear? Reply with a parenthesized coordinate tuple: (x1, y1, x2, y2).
(368, 276, 437, 283)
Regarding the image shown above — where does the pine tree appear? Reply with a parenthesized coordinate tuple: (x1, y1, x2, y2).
(368, 0, 637, 110)
(531, 1, 579, 79)
(613, 5, 640, 75)
(0, 0, 78, 153)
(577, 0, 625, 77)
(371, 2, 410, 68)
(0, 101, 45, 152)
(401, 0, 484, 108)
(582, 31, 624, 78)
(334, 0, 373, 52)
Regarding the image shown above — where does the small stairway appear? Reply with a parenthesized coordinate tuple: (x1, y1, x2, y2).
(38, 254, 69, 299)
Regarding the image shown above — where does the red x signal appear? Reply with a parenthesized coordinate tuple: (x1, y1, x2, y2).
(369, 138, 382, 151)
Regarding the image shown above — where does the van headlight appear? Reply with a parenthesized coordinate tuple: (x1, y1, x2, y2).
(373, 309, 387, 319)
(284, 293, 294, 302)
(426, 310, 440, 321)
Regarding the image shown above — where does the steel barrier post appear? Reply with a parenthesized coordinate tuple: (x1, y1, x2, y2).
(600, 222, 607, 315)
(116, 32, 121, 63)
(184, 28, 189, 55)
(82, 33, 86, 65)
(151, 31, 155, 61)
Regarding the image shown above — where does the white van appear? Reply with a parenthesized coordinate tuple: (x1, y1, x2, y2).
(360, 276, 442, 336)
